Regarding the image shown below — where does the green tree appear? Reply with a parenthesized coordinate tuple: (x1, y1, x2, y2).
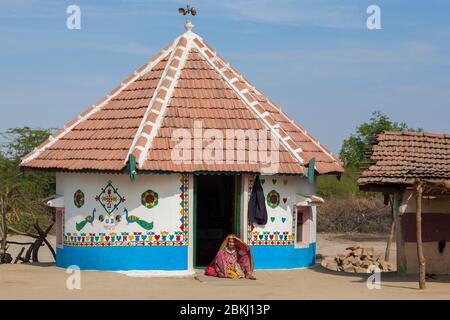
(339, 111, 419, 169)
(1, 127, 53, 161)
(317, 111, 421, 199)
(0, 127, 55, 231)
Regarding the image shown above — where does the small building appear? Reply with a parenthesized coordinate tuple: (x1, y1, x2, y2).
(20, 22, 343, 272)
(359, 131, 450, 277)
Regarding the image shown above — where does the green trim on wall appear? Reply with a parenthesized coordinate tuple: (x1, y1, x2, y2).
(307, 158, 316, 184)
(193, 174, 242, 268)
(128, 154, 137, 182)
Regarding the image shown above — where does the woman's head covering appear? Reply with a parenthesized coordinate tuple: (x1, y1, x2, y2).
(218, 234, 254, 271)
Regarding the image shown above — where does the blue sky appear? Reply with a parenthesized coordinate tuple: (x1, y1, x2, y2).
(1, 0, 449, 154)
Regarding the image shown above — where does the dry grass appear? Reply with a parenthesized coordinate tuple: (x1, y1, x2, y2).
(317, 196, 392, 234)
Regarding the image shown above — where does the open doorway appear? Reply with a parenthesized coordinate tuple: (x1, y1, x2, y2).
(194, 175, 240, 267)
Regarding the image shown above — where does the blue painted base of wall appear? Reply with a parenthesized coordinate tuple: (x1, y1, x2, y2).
(251, 243, 316, 269)
(57, 243, 315, 271)
(56, 246, 188, 271)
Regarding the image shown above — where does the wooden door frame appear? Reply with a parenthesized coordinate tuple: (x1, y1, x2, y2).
(193, 174, 242, 268)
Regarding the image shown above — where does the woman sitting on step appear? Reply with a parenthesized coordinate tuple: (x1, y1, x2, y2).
(205, 234, 256, 280)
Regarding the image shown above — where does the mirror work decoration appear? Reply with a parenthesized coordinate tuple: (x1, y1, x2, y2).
(74, 189, 85, 208)
(267, 190, 281, 209)
(141, 190, 159, 208)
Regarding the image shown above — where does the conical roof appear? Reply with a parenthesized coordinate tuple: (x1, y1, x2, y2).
(21, 22, 343, 175)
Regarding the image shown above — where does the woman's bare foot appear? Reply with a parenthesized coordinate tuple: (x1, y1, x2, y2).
(246, 274, 256, 280)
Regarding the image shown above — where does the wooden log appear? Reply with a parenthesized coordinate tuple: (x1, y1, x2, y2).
(31, 238, 43, 262)
(0, 201, 8, 263)
(385, 221, 395, 262)
(415, 181, 426, 290)
(33, 221, 56, 261)
(7, 226, 39, 239)
(23, 244, 33, 263)
(5, 219, 56, 263)
(6, 241, 35, 245)
(43, 237, 56, 260)
(384, 195, 395, 262)
(394, 193, 407, 275)
(14, 247, 25, 264)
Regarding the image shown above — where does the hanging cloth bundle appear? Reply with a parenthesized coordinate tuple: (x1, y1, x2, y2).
(248, 175, 268, 225)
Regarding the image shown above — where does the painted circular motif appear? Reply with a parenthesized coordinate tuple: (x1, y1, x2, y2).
(141, 190, 159, 208)
(266, 190, 280, 209)
(74, 190, 85, 208)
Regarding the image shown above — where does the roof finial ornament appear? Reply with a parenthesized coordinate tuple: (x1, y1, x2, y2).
(179, 5, 196, 32)
(185, 20, 194, 32)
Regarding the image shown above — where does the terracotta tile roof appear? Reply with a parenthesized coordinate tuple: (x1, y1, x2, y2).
(358, 131, 450, 185)
(21, 23, 343, 175)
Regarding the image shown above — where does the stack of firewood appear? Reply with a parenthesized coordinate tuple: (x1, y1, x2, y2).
(320, 244, 393, 273)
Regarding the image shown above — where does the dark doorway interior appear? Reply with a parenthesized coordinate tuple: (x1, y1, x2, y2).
(195, 175, 236, 267)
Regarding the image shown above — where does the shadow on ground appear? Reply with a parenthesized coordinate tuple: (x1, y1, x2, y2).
(311, 263, 450, 290)
(24, 262, 55, 268)
(328, 233, 390, 242)
(194, 270, 263, 286)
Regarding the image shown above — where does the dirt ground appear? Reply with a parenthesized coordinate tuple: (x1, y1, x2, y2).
(1, 233, 449, 300)
(318, 232, 397, 269)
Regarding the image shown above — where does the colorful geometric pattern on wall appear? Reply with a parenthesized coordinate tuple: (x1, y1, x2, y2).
(63, 231, 187, 247)
(266, 190, 280, 208)
(73, 189, 85, 208)
(179, 174, 189, 244)
(247, 175, 295, 246)
(64, 174, 190, 247)
(292, 207, 297, 242)
(95, 181, 126, 214)
(141, 190, 159, 208)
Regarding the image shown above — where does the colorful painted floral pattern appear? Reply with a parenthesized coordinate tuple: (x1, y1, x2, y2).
(266, 190, 280, 208)
(95, 181, 125, 214)
(64, 175, 189, 247)
(141, 190, 159, 208)
(74, 190, 85, 208)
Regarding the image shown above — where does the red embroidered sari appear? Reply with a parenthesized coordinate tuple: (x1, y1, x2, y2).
(204, 234, 253, 279)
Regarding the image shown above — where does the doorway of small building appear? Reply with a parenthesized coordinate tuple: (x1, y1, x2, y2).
(194, 174, 241, 268)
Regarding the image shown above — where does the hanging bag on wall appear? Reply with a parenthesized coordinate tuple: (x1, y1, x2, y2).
(248, 175, 268, 225)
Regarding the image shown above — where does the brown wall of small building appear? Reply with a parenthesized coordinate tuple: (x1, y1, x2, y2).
(400, 192, 450, 274)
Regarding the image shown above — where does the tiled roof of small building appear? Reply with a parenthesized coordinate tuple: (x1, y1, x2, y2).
(358, 131, 450, 186)
(20, 22, 343, 175)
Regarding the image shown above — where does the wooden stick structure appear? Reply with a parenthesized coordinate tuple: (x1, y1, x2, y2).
(384, 195, 395, 262)
(0, 201, 10, 263)
(7, 221, 56, 263)
(385, 221, 395, 262)
(0, 212, 56, 264)
(415, 180, 426, 289)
